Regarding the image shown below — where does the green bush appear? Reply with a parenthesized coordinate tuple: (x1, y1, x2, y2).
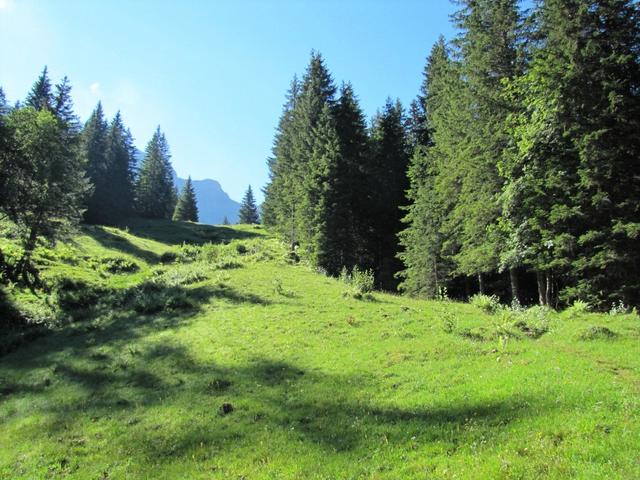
(341, 266, 375, 300)
(156, 263, 210, 287)
(99, 257, 139, 274)
(159, 251, 177, 264)
(470, 294, 501, 314)
(580, 326, 617, 340)
(565, 300, 590, 318)
(49, 277, 105, 311)
(129, 281, 194, 314)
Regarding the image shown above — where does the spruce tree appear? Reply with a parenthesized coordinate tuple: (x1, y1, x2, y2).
(238, 185, 259, 224)
(25, 66, 53, 112)
(398, 38, 461, 296)
(105, 112, 136, 220)
(53, 76, 81, 136)
(80, 103, 110, 224)
(222, 216, 230, 226)
(173, 177, 199, 222)
(331, 82, 372, 271)
(369, 98, 410, 288)
(262, 76, 301, 234)
(450, 0, 522, 299)
(135, 127, 177, 219)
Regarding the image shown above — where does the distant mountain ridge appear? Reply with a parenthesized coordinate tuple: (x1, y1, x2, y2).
(134, 148, 240, 225)
(173, 176, 240, 225)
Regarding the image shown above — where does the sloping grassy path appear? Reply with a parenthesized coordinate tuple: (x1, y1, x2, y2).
(0, 221, 638, 479)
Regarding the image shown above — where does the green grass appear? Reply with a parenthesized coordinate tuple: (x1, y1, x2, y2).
(1, 220, 639, 479)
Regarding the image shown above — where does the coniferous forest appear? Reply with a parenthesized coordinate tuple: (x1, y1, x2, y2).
(262, 0, 640, 310)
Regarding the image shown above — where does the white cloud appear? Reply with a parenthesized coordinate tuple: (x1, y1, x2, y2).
(89, 82, 100, 94)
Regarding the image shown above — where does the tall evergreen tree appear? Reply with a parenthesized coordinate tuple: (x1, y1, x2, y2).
(449, 0, 522, 298)
(135, 126, 176, 219)
(331, 82, 372, 271)
(238, 185, 260, 224)
(105, 112, 136, 220)
(0, 87, 12, 212)
(25, 66, 53, 112)
(53, 76, 81, 135)
(398, 38, 462, 296)
(80, 103, 110, 224)
(369, 98, 410, 288)
(173, 177, 199, 222)
(262, 76, 301, 234)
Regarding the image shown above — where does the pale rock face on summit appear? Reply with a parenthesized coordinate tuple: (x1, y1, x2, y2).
(174, 176, 240, 225)
(134, 148, 240, 224)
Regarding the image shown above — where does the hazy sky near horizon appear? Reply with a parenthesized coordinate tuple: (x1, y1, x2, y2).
(0, 0, 458, 202)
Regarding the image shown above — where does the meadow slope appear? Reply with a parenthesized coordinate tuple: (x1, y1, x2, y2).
(0, 221, 638, 479)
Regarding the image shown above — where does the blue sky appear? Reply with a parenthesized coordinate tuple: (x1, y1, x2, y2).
(0, 0, 458, 202)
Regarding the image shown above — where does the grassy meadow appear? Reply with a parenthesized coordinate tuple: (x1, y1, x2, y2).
(0, 220, 639, 479)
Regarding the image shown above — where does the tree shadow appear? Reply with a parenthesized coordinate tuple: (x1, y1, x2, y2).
(115, 218, 263, 247)
(81, 225, 161, 263)
(1, 335, 557, 470)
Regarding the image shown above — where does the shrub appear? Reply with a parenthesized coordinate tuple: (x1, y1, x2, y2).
(160, 251, 177, 264)
(470, 294, 501, 314)
(156, 263, 210, 287)
(99, 256, 139, 274)
(129, 281, 194, 314)
(441, 311, 458, 334)
(49, 277, 104, 311)
(580, 326, 617, 340)
(342, 266, 375, 300)
(235, 243, 248, 255)
(566, 300, 590, 318)
(351, 266, 375, 294)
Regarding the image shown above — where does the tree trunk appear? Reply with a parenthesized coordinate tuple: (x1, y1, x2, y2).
(536, 271, 546, 306)
(464, 276, 471, 300)
(509, 268, 520, 305)
(478, 273, 485, 295)
(545, 271, 553, 307)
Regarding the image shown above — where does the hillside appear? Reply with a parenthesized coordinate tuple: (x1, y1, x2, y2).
(0, 221, 639, 479)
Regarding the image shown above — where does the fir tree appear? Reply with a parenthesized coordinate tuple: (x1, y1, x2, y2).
(53, 76, 81, 135)
(398, 38, 461, 297)
(80, 103, 110, 224)
(173, 177, 199, 222)
(105, 112, 136, 220)
(238, 185, 259, 224)
(135, 126, 177, 219)
(262, 76, 301, 233)
(25, 66, 53, 111)
(369, 98, 410, 288)
(450, 0, 522, 298)
(331, 82, 372, 271)
(222, 216, 230, 225)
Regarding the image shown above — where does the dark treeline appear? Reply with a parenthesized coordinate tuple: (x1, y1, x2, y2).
(263, 0, 640, 309)
(0, 67, 198, 282)
(262, 55, 411, 289)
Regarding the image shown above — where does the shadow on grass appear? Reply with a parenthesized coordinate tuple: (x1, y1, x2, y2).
(81, 225, 161, 264)
(115, 218, 262, 247)
(1, 335, 556, 466)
